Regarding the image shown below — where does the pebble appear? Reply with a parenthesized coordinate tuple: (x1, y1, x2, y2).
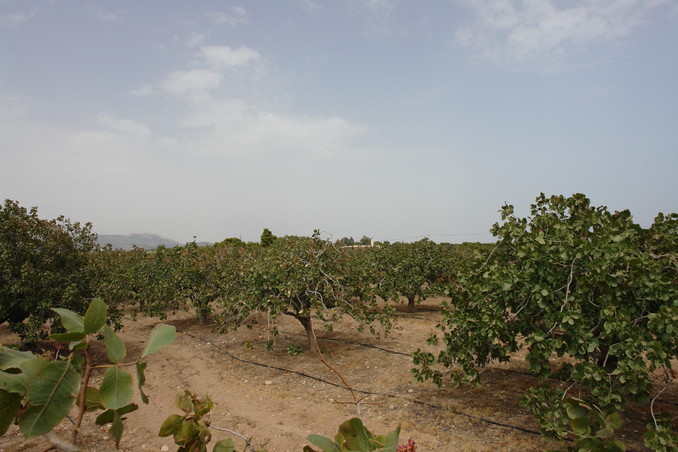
(161, 446, 170, 452)
(265, 380, 273, 385)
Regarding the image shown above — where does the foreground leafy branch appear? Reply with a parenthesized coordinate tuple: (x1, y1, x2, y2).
(0, 297, 176, 450)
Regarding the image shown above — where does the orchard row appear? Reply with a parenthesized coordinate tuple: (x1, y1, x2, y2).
(1, 195, 676, 450)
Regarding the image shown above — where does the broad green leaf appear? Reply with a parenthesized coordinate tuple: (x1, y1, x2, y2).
(97, 404, 137, 427)
(605, 412, 622, 430)
(95, 408, 116, 425)
(566, 403, 589, 420)
(0, 347, 36, 370)
(173, 419, 196, 443)
(104, 326, 126, 364)
(159, 414, 183, 437)
(339, 418, 371, 451)
(141, 324, 176, 359)
(176, 391, 195, 413)
(18, 358, 50, 382)
(136, 362, 149, 404)
(0, 370, 29, 394)
(20, 359, 80, 437)
(306, 434, 342, 452)
(48, 332, 86, 342)
(110, 411, 123, 449)
(0, 390, 22, 435)
(213, 438, 236, 452)
(99, 367, 133, 410)
(571, 416, 590, 435)
(70, 341, 87, 351)
(84, 298, 108, 334)
(51, 308, 84, 333)
(85, 386, 102, 411)
(375, 425, 400, 451)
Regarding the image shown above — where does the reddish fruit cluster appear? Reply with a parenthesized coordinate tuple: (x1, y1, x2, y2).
(396, 438, 416, 452)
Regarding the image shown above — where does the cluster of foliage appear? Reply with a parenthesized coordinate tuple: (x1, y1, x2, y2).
(0, 298, 175, 449)
(0, 199, 107, 341)
(160, 391, 266, 452)
(161, 392, 411, 452)
(337, 236, 372, 247)
(305, 418, 401, 452)
(218, 231, 392, 351)
(414, 193, 677, 449)
(373, 239, 454, 312)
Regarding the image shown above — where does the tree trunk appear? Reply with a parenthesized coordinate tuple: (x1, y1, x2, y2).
(406, 295, 416, 312)
(196, 301, 210, 325)
(296, 315, 319, 352)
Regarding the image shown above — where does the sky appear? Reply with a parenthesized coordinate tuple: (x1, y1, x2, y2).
(1, 0, 677, 244)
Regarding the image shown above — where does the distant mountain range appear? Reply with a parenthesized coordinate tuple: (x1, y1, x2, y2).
(97, 233, 212, 250)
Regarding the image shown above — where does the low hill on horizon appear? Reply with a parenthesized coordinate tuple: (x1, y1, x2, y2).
(97, 233, 185, 250)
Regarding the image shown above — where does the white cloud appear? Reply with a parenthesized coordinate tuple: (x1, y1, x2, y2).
(185, 32, 205, 47)
(92, 10, 122, 22)
(96, 114, 151, 137)
(196, 45, 261, 70)
(357, 0, 396, 13)
(183, 97, 367, 158)
(0, 9, 37, 28)
(296, 0, 321, 12)
(159, 69, 223, 95)
(128, 84, 154, 97)
(454, 0, 674, 69)
(206, 7, 248, 26)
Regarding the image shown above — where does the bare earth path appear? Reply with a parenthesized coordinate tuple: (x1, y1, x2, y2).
(1, 299, 675, 451)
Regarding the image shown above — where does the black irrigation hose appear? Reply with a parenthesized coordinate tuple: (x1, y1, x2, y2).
(180, 330, 547, 438)
(293, 332, 678, 409)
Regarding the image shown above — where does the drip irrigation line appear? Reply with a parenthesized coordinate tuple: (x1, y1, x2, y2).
(180, 330, 548, 438)
(278, 331, 678, 409)
(281, 330, 411, 357)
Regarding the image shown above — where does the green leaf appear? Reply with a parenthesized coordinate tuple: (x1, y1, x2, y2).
(95, 403, 139, 425)
(85, 386, 102, 411)
(51, 308, 84, 333)
(571, 416, 590, 435)
(605, 412, 622, 430)
(0, 347, 36, 370)
(339, 418, 371, 451)
(566, 403, 589, 420)
(375, 426, 401, 451)
(306, 434, 341, 452)
(0, 370, 29, 394)
(48, 332, 87, 342)
(84, 298, 108, 334)
(213, 438, 237, 452)
(136, 362, 149, 404)
(18, 358, 50, 381)
(103, 326, 126, 364)
(159, 414, 183, 437)
(110, 411, 123, 449)
(95, 408, 116, 425)
(99, 367, 133, 410)
(0, 390, 22, 435)
(20, 359, 80, 437)
(141, 324, 176, 359)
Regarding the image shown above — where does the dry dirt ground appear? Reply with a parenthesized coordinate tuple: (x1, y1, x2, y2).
(1, 298, 676, 452)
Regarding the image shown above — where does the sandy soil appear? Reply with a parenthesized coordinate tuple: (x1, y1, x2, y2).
(1, 298, 675, 452)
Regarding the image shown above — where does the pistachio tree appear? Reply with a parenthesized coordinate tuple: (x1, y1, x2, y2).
(219, 232, 393, 351)
(413, 193, 677, 448)
(375, 239, 451, 312)
(0, 200, 99, 341)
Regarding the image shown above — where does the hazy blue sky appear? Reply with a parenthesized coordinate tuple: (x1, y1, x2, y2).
(2, 0, 677, 243)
